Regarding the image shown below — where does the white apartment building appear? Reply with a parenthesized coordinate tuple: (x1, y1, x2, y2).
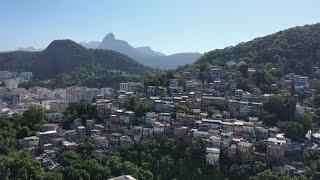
(4, 78, 20, 89)
(20, 72, 33, 80)
(66, 86, 99, 104)
(119, 82, 143, 92)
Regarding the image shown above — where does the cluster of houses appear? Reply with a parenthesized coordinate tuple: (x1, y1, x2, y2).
(0, 71, 33, 89)
(3, 62, 320, 176)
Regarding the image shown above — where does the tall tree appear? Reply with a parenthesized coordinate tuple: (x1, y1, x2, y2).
(23, 105, 45, 130)
(284, 122, 304, 140)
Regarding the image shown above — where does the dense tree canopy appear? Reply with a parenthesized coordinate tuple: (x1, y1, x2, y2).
(63, 101, 98, 128)
(237, 78, 251, 92)
(193, 24, 320, 76)
(128, 97, 153, 118)
(297, 113, 313, 134)
(263, 95, 296, 121)
(0, 151, 45, 179)
(22, 105, 45, 131)
(0, 114, 311, 180)
(284, 122, 305, 141)
(171, 105, 192, 119)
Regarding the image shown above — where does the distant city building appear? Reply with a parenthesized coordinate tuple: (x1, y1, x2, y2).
(293, 75, 309, 89)
(206, 147, 220, 166)
(4, 78, 20, 89)
(66, 86, 99, 103)
(119, 82, 143, 92)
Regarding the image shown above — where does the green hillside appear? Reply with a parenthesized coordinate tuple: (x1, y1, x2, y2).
(187, 23, 320, 75)
(0, 40, 154, 88)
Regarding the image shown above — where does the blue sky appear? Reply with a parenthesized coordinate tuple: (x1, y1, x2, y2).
(0, 0, 319, 54)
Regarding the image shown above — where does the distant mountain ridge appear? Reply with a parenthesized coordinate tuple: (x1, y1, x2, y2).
(135, 46, 165, 56)
(17, 46, 43, 52)
(79, 41, 100, 49)
(0, 39, 153, 87)
(80, 33, 201, 69)
(0, 46, 43, 53)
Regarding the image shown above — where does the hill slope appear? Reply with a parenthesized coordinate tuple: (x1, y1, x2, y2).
(0, 51, 39, 72)
(0, 40, 153, 87)
(194, 23, 320, 75)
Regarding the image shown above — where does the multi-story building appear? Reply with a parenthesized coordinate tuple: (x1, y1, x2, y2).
(266, 136, 288, 165)
(20, 72, 33, 80)
(66, 86, 99, 103)
(206, 147, 220, 166)
(293, 75, 309, 90)
(250, 102, 263, 116)
(119, 82, 143, 92)
(201, 96, 226, 108)
(0, 71, 13, 80)
(239, 101, 249, 117)
(169, 79, 179, 88)
(4, 78, 20, 89)
(209, 66, 222, 81)
(237, 141, 254, 162)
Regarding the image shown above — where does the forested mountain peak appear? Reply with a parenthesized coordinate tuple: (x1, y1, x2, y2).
(44, 39, 85, 53)
(0, 39, 154, 88)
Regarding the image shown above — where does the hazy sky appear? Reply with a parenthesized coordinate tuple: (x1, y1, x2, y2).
(0, 0, 319, 54)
